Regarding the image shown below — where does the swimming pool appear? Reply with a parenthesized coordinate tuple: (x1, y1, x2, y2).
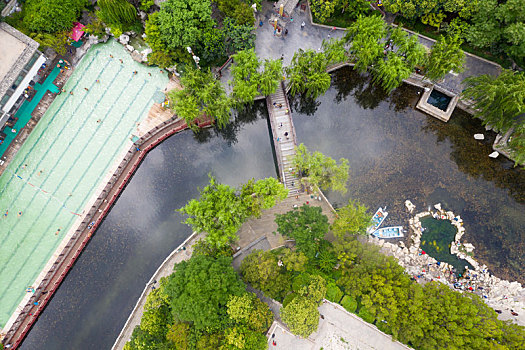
(0, 39, 167, 327)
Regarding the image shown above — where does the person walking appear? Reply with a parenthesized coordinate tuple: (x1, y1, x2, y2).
(301, 21, 305, 30)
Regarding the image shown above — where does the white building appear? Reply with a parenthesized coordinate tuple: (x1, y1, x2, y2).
(0, 22, 46, 127)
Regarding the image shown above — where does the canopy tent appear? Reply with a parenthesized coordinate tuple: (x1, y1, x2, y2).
(70, 22, 85, 42)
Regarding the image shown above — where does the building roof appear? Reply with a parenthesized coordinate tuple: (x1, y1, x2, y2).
(0, 22, 40, 100)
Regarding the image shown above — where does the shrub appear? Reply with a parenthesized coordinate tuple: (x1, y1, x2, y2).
(358, 306, 375, 324)
(340, 295, 357, 313)
(326, 283, 343, 303)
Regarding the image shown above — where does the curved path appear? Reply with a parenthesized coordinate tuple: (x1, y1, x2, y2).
(2, 117, 212, 349)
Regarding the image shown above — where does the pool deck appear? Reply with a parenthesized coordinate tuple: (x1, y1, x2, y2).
(0, 60, 74, 177)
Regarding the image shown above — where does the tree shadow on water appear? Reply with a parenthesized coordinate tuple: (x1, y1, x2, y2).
(288, 93, 321, 116)
(192, 101, 267, 146)
(331, 67, 388, 110)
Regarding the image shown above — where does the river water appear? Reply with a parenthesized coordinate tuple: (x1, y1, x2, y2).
(21, 67, 524, 349)
(20, 104, 276, 349)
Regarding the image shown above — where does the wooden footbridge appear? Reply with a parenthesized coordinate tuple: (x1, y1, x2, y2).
(266, 82, 300, 195)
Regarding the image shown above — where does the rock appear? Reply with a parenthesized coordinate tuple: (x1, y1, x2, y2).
(119, 34, 130, 45)
(489, 151, 499, 158)
(463, 243, 475, 252)
(405, 200, 416, 213)
(139, 11, 147, 20)
(126, 44, 134, 52)
(131, 50, 143, 62)
(474, 133, 485, 140)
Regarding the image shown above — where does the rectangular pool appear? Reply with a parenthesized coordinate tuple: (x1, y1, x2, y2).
(0, 39, 168, 326)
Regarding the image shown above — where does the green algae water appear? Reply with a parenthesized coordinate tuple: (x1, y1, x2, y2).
(0, 39, 167, 327)
(420, 216, 472, 273)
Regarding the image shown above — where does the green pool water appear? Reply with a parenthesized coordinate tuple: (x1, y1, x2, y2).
(0, 39, 167, 327)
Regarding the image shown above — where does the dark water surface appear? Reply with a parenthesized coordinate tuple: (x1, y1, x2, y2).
(21, 104, 276, 349)
(22, 67, 525, 349)
(291, 67, 525, 283)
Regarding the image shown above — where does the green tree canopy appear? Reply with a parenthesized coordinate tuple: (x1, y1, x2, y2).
(292, 143, 349, 193)
(164, 255, 246, 330)
(240, 249, 292, 300)
(214, 0, 256, 26)
(168, 67, 231, 130)
(224, 17, 256, 54)
(332, 199, 371, 238)
(230, 49, 283, 103)
(23, 0, 86, 33)
(286, 49, 332, 98)
(280, 295, 320, 337)
(274, 204, 330, 259)
(157, 0, 214, 50)
(179, 175, 287, 247)
(462, 70, 525, 133)
(97, 0, 138, 29)
(227, 293, 273, 333)
(345, 15, 386, 73)
(424, 34, 465, 81)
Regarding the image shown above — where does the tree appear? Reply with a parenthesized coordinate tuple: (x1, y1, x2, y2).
(23, 0, 86, 33)
(296, 274, 327, 304)
(372, 53, 413, 92)
(292, 143, 349, 193)
(509, 125, 525, 167)
(281, 249, 308, 273)
(224, 17, 256, 54)
(274, 205, 330, 259)
(462, 70, 525, 133)
(164, 255, 246, 330)
(286, 49, 332, 98)
(231, 49, 260, 104)
(197, 27, 226, 65)
(240, 249, 292, 300)
(214, 0, 255, 26)
(310, 0, 338, 23)
(239, 177, 289, 218)
(258, 59, 283, 96)
(223, 326, 267, 350)
(227, 293, 273, 333)
(168, 67, 231, 130)
(345, 15, 386, 73)
(424, 34, 465, 81)
(97, 0, 138, 32)
(157, 0, 214, 50)
(165, 322, 190, 349)
(280, 296, 320, 337)
(179, 175, 287, 247)
(332, 199, 372, 238)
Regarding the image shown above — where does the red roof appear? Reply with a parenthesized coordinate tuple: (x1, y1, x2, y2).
(70, 22, 85, 42)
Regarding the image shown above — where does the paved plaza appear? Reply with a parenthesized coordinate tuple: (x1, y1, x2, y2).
(268, 301, 412, 350)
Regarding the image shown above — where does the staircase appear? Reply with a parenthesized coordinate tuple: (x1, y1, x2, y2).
(266, 83, 301, 196)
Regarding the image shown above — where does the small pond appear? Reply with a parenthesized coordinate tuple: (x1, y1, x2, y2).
(420, 216, 473, 274)
(427, 88, 452, 111)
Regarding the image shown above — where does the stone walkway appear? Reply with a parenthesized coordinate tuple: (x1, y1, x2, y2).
(266, 83, 301, 195)
(266, 301, 412, 350)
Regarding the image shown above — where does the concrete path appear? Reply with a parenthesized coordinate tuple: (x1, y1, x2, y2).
(266, 300, 412, 350)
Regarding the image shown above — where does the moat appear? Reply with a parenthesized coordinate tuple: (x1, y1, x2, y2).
(21, 67, 525, 349)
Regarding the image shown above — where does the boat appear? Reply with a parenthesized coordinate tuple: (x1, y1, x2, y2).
(372, 226, 404, 239)
(367, 207, 388, 234)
